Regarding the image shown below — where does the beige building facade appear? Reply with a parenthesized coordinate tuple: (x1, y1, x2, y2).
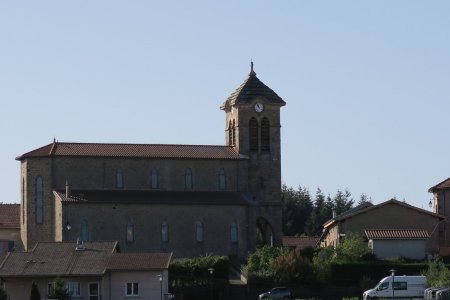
(320, 199, 444, 256)
(16, 65, 286, 258)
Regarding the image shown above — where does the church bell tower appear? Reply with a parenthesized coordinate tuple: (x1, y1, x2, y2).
(220, 63, 286, 203)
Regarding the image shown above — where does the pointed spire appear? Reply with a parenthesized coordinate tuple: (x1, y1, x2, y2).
(249, 61, 256, 76)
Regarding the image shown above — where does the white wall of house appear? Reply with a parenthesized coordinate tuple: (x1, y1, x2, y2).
(370, 239, 427, 260)
(106, 270, 168, 300)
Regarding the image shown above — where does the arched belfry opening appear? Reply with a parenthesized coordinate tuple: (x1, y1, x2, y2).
(256, 217, 274, 247)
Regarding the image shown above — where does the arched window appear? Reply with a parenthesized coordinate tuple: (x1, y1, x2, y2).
(161, 221, 169, 242)
(22, 177, 25, 224)
(232, 119, 236, 146)
(151, 168, 159, 189)
(185, 168, 193, 189)
(195, 221, 204, 242)
(81, 219, 89, 241)
(126, 222, 134, 243)
(35, 176, 43, 224)
(249, 118, 258, 151)
(218, 169, 226, 190)
(230, 222, 238, 243)
(261, 117, 270, 151)
(228, 120, 233, 146)
(116, 168, 124, 189)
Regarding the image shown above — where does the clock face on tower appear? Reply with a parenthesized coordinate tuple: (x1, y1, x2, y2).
(254, 102, 264, 113)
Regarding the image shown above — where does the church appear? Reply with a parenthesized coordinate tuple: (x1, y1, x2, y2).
(16, 64, 286, 258)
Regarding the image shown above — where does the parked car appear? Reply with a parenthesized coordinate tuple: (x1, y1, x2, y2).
(259, 287, 291, 300)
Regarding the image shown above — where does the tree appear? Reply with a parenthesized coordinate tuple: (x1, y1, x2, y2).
(335, 232, 370, 262)
(30, 282, 41, 300)
(0, 287, 7, 300)
(48, 278, 71, 300)
(281, 185, 313, 236)
(426, 257, 450, 288)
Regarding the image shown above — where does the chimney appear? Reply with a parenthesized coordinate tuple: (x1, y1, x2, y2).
(75, 238, 85, 251)
(65, 181, 71, 198)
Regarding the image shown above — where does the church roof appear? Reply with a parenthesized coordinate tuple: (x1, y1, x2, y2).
(428, 177, 450, 192)
(54, 190, 253, 206)
(0, 204, 19, 229)
(16, 141, 246, 161)
(221, 63, 286, 108)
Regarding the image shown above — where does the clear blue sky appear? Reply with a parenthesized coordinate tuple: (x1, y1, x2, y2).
(1, 1, 449, 210)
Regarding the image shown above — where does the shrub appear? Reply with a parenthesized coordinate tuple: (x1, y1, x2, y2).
(30, 282, 40, 300)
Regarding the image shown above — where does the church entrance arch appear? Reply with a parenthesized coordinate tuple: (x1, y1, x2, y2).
(256, 217, 274, 247)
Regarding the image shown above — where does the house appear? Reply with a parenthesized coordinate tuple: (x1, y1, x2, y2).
(365, 229, 430, 260)
(428, 177, 450, 248)
(281, 236, 320, 252)
(319, 199, 444, 259)
(0, 204, 21, 255)
(0, 240, 172, 300)
(15, 63, 286, 259)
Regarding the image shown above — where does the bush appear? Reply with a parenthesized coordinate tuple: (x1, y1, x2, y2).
(30, 282, 41, 300)
(0, 287, 7, 300)
(426, 257, 450, 288)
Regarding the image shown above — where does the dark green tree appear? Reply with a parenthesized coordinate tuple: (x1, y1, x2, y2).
(30, 282, 41, 300)
(48, 278, 71, 300)
(0, 287, 7, 300)
(305, 188, 331, 235)
(281, 185, 313, 236)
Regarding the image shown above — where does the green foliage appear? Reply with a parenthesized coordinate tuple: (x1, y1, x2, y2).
(48, 278, 71, 300)
(282, 185, 361, 237)
(169, 254, 229, 287)
(426, 257, 450, 288)
(312, 246, 334, 283)
(243, 245, 313, 283)
(335, 232, 371, 262)
(30, 282, 41, 300)
(0, 287, 7, 300)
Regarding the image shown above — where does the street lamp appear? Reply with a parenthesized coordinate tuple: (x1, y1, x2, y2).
(157, 274, 163, 300)
(429, 199, 433, 210)
(208, 268, 214, 300)
(389, 269, 396, 300)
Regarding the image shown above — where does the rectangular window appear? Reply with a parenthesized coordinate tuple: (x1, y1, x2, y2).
(66, 282, 81, 297)
(393, 281, 407, 290)
(126, 282, 139, 296)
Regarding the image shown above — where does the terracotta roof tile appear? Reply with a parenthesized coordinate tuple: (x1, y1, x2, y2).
(281, 236, 320, 249)
(107, 253, 172, 270)
(17, 142, 245, 161)
(365, 229, 430, 239)
(0, 204, 20, 229)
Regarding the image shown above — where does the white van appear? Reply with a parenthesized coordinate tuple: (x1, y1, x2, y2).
(363, 275, 427, 300)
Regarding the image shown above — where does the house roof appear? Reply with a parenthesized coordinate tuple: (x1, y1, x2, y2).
(365, 229, 430, 240)
(54, 190, 253, 206)
(107, 253, 172, 270)
(428, 177, 450, 192)
(0, 241, 172, 277)
(0, 204, 19, 229)
(16, 142, 246, 161)
(281, 236, 320, 250)
(323, 199, 444, 229)
(221, 63, 286, 109)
